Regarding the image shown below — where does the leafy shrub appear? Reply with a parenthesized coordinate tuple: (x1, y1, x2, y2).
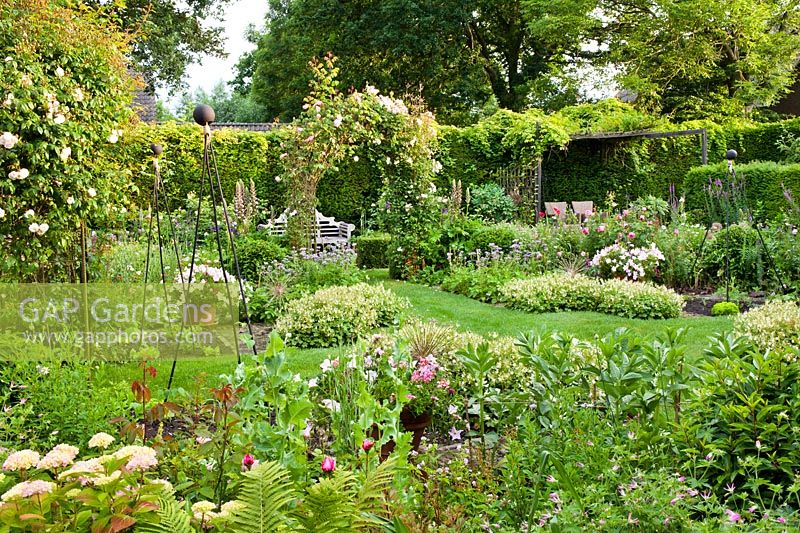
(468, 183, 516, 222)
(701, 223, 768, 290)
(441, 264, 523, 303)
(275, 283, 409, 348)
(233, 233, 287, 282)
(354, 232, 391, 268)
(500, 274, 683, 319)
(734, 300, 800, 353)
(0, 0, 134, 280)
(468, 223, 533, 252)
(596, 279, 685, 319)
(711, 301, 740, 316)
(677, 334, 800, 504)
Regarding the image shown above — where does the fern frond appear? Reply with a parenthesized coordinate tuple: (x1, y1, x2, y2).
(293, 471, 359, 532)
(354, 455, 399, 527)
(135, 496, 193, 533)
(229, 461, 297, 533)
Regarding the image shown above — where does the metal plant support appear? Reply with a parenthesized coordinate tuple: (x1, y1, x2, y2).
(690, 149, 788, 300)
(141, 105, 258, 401)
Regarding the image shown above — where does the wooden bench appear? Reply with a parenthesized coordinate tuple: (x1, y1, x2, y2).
(259, 210, 355, 246)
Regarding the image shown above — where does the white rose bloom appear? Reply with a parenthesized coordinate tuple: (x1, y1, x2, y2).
(24, 209, 34, 218)
(55, 67, 64, 77)
(59, 147, 71, 161)
(87, 188, 96, 197)
(0, 207, 5, 218)
(66, 196, 75, 205)
(2, 93, 12, 107)
(20, 75, 32, 87)
(1, 132, 19, 149)
(108, 133, 118, 143)
(353, 155, 359, 162)
(36, 223, 49, 235)
(53, 114, 65, 124)
(73, 88, 84, 102)
(28, 223, 39, 234)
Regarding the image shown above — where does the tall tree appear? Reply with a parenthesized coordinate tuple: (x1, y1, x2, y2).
(242, 0, 594, 122)
(86, 0, 233, 92)
(579, 0, 800, 118)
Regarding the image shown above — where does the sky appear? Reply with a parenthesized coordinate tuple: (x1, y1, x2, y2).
(158, 0, 268, 108)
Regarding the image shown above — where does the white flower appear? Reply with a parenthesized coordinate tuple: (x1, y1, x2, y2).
(275, 175, 282, 182)
(23, 209, 34, 218)
(9, 168, 28, 180)
(36, 365, 49, 375)
(320, 359, 334, 373)
(20, 75, 32, 87)
(55, 67, 64, 77)
(87, 188, 96, 197)
(28, 222, 49, 236)
(353, 155, 359, 162)
(321, 399, 341, 412)
(72, 87, 84, 102)
(59, 146, 71, 161)
(107, 133, 118, 143)
(0, 207, 4, 218)
(308, 378, 318, 388)
(0, 132, 18, 149)
(2, 93, 12, 107)
(333, 115, 342, 128)
(53, 114, 65, 124)
(88, 432, 115, 449)
(66, 196, 75, 205)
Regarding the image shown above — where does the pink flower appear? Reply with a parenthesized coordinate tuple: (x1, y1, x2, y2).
(777, 516, 786, 524)
(549, 492, 561, 504)
(321, 456, 336, 473)
(242, 453, 255, 470)
(437, 378, 449, 389)
(596, 225, 606, 233)
(362, 439, 374, 452)
(627, 232, 636, 240)
(581, 227, 589, 235)
(448, 427, 462, 441)
(725, 509, 742, 523)
(674, 228, 680, 235)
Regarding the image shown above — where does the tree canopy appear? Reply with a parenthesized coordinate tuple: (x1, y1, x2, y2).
(240, 0, 800, 123)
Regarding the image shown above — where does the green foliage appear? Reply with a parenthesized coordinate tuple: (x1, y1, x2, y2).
(0, 0, 134, 281)
(467, 183, 516, 223)
(734, 301, 800, 353)
(354, 232, 391, 269)
(229, 461, 297, 531)
(468, 223, 529, 252)
(441, 264, 523, 304)
(711, 301, 740, 316)
(678, 333, 800, 504)
(685, 161, 800, 222)
(85, 0, 232, 92)
(136, 496, 194, 533)
(275, 283, 409, 348)
(500, 274, 684, 319)
(233, 233, 287, 282)
(701, 224, 768, 290)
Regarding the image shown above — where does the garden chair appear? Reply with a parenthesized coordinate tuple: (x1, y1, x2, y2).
(544, 201, 568, 219)
(572, 201, 594, 222)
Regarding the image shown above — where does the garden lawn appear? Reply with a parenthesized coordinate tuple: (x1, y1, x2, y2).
(96, 271, 732, 395)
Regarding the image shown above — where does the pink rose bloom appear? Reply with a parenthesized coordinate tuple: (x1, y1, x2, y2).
(242, 453, 255, 470)
(597, 225, 606, 233)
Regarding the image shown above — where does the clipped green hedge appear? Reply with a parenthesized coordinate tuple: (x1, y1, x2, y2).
(114, 123, 381, 224)
(684, 161, 800, 220)
(354, 232, 392, 268)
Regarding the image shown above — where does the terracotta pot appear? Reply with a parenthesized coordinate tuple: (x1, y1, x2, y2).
(371, 407, 432, 461)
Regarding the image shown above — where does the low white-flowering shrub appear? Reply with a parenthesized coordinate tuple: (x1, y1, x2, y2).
(734, 300, 800, 354)
(499, 273, 683, 319)
(275, 283, 409, 348)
